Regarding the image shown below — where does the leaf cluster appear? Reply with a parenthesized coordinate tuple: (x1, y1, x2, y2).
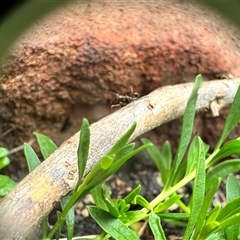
(2, 75, 240, 239)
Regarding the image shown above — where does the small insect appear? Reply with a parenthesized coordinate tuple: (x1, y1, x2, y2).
(110, 86, 139, 109)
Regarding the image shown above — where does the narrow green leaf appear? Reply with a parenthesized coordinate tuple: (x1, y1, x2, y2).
(101, 184, 120, 217)
(225, 221, 240, 240)
(167, 75, 203, 188)
(33, 132, 57, 159)
(60, 194, 74, 240)
(118, 199, 130, 215)
(154, 195, 182, 213)
(107, 122, 137, 155)
(186, 136, 208, 176)
(215, 213, 240, 235)
(55, 211, 63, 240)
(77, 118, 90, 184)
(91, 184, 109, 211)
(41, 218, 49, 239)
(87, 206, 140, 240)
(124, 185, 141, 204)
(161, 141, 172, 177)
(211, 140, 240, 165)
(198, 221, 220, 239)
(158, 212, 190, 220)
(215, 85, 240, 150)
(24, 143, 41, 172)
(206, 204, 221, 225)
(149, 212, 166, 240)
(226, 175, 240, 202)
(131, 195, 152, 211)
(205, 231, 226, 240)
(82, 143, 152, 195)
(172, 160, 187, 185)
(185, 135, 199, 176)
(0, 174, 16, 197)
(104, 200, 120, 218)
(206, 160, 240, 192)
(121, 210, 147, 224)
(109, 144, 152, 175)
(184, 137, 206, 240)
(193, 178, 221, 239)
(225, 176, 240, 240)
(216, 196, 240, 222)
(114, 143, 135, 161)
(141, 138, 170, 184)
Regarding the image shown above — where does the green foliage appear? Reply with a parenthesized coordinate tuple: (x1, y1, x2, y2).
(3, 75, 240, 239)
(0, 147, 16, 197)
(20, 118, 150, 239)
(80, 76, 240, 240)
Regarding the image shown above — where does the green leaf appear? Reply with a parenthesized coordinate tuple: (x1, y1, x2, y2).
(211, 140, 240, 165)
(115, 143, 135, 160)
(172, 160, 187, 185)
(87, 206, 140, 240)
(186, 135, 208, 176)
(216, 196, 240, 222)
(0, 156, 10, 170)
(124, 185, 141, 204)
(108, 122, 137, 156)
(101, 184, 120, 217)
(154, 195, 182, 213)
(41, 218, 49, 239)
(121, 209, 147, 224)
(185, 135, 199, 176)
(149, 212, 166, 240)
(91, 184, 109, 211)
(206, 160, 240, 192)
(118, 199, 130, 215)
(82, 143, 151, 195)
(205, 231, 226, 240)
(225, 176, 240, 240)
(193, 178, 221, 239)
(198, 221, 220, 239)
(183, 137, 206, 240)
(215, 213, 240, 235)
(226, 175, 240, 202)
(0, 174, 16, 197)
(141, 139, 171, 184)
(215, 85, 240, 150)
(131, 195, 152, 211)
(77, 118, 90, 184)
(0, 147, 9, 158)
(24, 143, 41, 172)
(158, 212, 190, 220)
(100, 155, 114, 170)
(33, 132, 57, 159)
(166, 75, 203, 188)
(60, 194, 74, 240)
(55, 211, 63, 240)
(161, 141, 172, 177)
(206, 203, 221, 224)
